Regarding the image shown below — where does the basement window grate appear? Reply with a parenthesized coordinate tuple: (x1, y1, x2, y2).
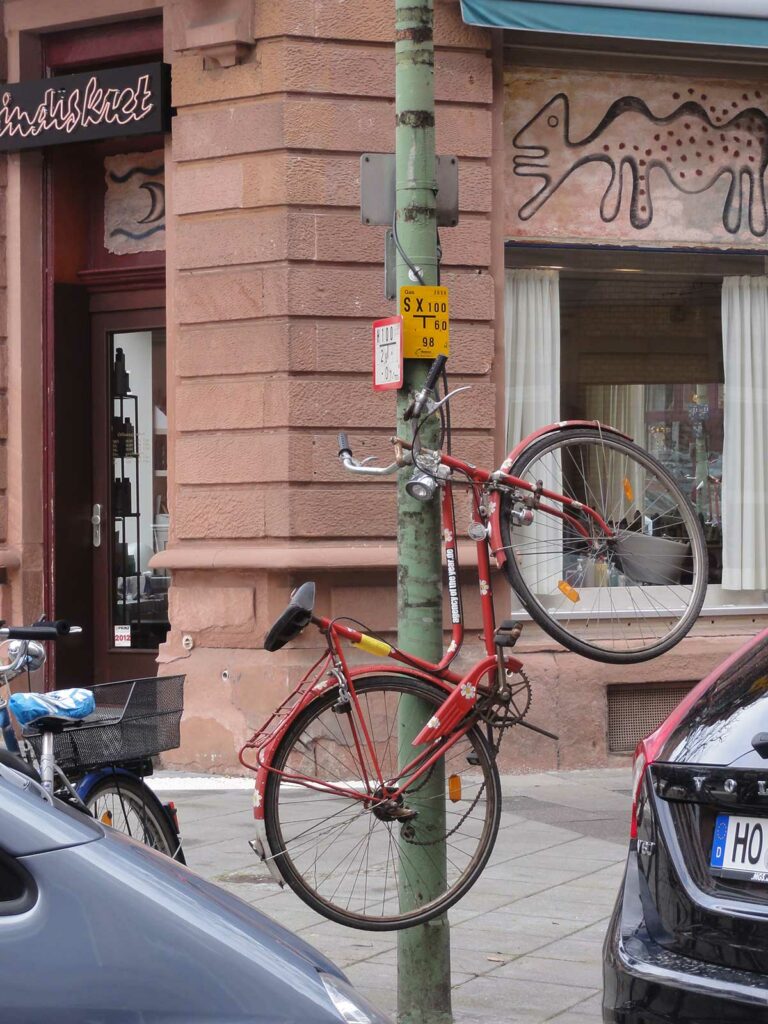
(607, 683, 695, 753)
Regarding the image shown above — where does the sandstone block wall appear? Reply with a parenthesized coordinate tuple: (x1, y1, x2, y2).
(161, 0, 498, 771)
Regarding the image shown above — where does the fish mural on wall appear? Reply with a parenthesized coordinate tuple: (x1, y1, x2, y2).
(506, 70, 768, 248)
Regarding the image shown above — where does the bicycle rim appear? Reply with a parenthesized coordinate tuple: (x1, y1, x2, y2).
(500, 428, 707, 663)
(85, 778, 176, 857)
(264, 676, 501, 930)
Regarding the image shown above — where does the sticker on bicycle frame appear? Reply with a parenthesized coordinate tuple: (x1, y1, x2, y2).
(400, 286, 449, 359)
(114, 624, 131, 647)
(372, 315, 403, 391)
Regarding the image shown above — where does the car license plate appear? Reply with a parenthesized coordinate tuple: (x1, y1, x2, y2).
(711, 813, 768, 881)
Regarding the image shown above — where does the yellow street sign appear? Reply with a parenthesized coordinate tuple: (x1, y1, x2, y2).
(400, 286, 449, 359)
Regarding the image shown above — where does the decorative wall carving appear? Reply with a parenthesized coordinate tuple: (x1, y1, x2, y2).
(505, 68, 768, 249)
(170, 0, 255, 68)
(104, 150, 165, 255)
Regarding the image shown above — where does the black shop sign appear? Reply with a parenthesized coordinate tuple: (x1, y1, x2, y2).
(0, 62, 170, 152)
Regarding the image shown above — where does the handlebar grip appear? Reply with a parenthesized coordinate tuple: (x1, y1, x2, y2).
(424, 354, 448, 393)
(338, 433, 352, 457)
(3, 621, 74, 641)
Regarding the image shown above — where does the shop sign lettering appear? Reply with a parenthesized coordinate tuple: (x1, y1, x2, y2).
(0, 63, 170, 152)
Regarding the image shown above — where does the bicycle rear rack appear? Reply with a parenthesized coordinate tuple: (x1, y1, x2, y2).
(240, 651, 334, 768)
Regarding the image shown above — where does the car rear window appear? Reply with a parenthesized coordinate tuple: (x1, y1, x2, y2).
(659, 635, 768, 764)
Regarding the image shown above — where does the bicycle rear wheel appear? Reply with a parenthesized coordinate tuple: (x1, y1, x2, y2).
(83, 775, 181, 860)
(264, 675, 501, 930)
(500, 427, 707, 664)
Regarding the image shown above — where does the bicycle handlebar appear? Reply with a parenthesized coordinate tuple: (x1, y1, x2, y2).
(0, 621, 79, 641)
(424, 354, 447, 394)
(337, 434, 406, 476)
(404, 354, 447, 422)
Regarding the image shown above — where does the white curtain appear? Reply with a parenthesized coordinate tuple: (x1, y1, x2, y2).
(586, 385, 645, 447)
(721, 276, 768, 591)
(504, 269, 561, 595)
(586, 385, 647, 529)
(504, 269, 560, 449)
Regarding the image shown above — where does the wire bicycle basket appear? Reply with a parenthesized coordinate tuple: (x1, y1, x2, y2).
(26, 674, 185, 772)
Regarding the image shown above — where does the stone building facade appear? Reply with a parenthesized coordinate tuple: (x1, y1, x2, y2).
(0, 0, 763, 773)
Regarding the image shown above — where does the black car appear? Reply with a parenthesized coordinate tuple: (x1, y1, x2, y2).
(604, 627, 768, 1023)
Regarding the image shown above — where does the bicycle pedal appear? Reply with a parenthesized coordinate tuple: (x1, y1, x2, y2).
(494, 621, 523, 648)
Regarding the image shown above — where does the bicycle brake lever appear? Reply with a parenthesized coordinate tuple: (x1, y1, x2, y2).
(426, 386, 471, 415)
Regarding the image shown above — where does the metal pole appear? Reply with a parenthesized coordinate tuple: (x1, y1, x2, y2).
(395, 2, 451, 1021)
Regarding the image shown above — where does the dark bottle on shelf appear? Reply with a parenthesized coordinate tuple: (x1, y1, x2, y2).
(113, 477, 132, 516)
(123, 418, 136, 456)
(113, 348, 130, 397)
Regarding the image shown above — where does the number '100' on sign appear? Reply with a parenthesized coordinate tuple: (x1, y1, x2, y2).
(400, 286, 450, 359)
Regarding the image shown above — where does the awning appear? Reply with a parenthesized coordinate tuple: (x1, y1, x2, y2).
(459, 0, 768, 47)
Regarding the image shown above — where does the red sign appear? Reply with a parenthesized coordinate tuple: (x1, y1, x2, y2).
(372, 316, 403, 391)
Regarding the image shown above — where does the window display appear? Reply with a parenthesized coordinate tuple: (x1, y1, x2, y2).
(505, 247, 766, 611)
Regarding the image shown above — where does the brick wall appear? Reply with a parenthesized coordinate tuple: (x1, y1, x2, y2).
(170, 0, 494, 545)
(161, 0, 497, 770)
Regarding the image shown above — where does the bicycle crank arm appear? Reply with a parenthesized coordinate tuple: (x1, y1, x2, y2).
(517, 720, 559, 741)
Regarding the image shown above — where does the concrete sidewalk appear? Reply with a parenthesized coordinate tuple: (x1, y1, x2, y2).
(152, 767, 632, 1023)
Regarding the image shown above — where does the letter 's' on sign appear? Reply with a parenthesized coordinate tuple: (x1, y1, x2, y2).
(0, 63, 171, 152)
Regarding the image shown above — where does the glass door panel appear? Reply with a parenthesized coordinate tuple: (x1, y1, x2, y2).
(110, 328, 169, 651)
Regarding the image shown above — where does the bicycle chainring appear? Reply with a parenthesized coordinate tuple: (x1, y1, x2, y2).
(479, 669, 532, 729)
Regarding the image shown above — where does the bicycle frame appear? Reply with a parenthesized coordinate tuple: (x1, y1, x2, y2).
(242, 465, 513, 819)
(242, 418, 630, 823)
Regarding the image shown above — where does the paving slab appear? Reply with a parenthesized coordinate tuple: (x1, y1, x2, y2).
(152, 767, 631, 1023)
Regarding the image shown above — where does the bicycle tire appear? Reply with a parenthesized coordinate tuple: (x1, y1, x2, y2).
(0, 747, 40, 782)
(264, 675, 501, 930)
(82, 775, 182, 860)
(499, 427, 707, 664)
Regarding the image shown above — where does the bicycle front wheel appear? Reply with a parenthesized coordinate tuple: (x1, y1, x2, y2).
(500, 427, 707, 664)
(264, 675, 501, 930)
(83, 775, 181, 860)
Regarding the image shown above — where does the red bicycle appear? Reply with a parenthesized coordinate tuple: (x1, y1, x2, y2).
(240, 355, 706, 930)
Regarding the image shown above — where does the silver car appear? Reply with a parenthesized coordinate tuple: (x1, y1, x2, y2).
(0, 762, 391, 1024)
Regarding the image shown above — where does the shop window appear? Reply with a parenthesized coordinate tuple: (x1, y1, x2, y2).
(504, 248, 768, 612)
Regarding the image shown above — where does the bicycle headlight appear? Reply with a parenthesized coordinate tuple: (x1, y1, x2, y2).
(405, 467, 438, 503)
(320, 973, 393, 1024)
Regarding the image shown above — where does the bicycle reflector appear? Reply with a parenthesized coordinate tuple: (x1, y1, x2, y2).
(405, 467, 437, 503)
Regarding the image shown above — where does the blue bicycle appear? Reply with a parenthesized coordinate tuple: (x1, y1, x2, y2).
(0, 620, 185, 861)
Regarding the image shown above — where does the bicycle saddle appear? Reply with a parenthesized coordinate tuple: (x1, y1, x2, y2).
(10, 687, 95, 729)
(264, 582, 315, 652)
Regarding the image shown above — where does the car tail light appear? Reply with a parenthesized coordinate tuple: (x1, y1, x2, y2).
(630, 743, 648, 839)
(630, 691, 702, 838)
(628, 630, 768, 837)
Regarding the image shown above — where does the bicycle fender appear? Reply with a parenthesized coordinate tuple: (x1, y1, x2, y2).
(75, 766, 135, 802)
(499, 420, 632, 475)
(490, 420, 633, 568)
(250, 666, 457, 820)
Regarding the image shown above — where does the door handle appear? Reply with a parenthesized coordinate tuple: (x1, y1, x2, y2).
(91, 503, 102, 548)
